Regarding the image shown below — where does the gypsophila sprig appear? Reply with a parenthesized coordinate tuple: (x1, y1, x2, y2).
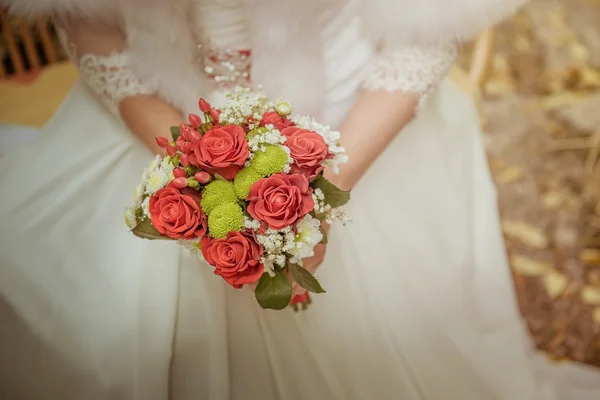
(126, 88, 351, 310)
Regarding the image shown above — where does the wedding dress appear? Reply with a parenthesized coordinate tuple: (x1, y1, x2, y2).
(2, 0, 598, 399)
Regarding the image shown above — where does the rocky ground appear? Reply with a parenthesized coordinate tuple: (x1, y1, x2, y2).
(467, 0, 600, 367)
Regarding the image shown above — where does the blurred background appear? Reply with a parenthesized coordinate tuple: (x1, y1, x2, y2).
(1, 0, 599, 371)
(464, 0, 600, 368)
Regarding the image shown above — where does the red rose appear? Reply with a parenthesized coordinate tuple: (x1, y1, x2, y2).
(261, 111, 294, 131)
(281, 126, 329, 181)
(247, 173, 314, 230)
(149, 187, 207, 240)
(201, 230, 264, 288)
(194, 125, 249, 180)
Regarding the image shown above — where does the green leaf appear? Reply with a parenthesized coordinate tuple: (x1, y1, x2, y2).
(288, 263, 326, 294)
(312, 176, 350, 208)
(214, 174, 226, 181)
(255, 271, 293, 310)
(131, 218, 169, 240)
(170, 125, 181, 141)
(319, 226, 328, 244)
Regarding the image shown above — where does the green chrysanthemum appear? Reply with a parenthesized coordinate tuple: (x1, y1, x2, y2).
(233, 166, 263, 200)
(251, 145, 288, 176)
(208, 203, 244, 239)
(200, 180, 238, 215)
(246, 127, 267, 140)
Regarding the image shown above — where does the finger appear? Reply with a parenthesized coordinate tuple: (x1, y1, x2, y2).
(291, 279, 308, 297)
(293, 285, 308, 297)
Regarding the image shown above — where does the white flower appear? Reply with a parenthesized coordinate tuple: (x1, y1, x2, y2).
(312, 189, 331, 215)
(219, 86, 273, 125)
(133, 184, 145, 205)
(146, 170, 169, 194)
(244, 216, 262, 230)
(147, 154, 161, 174)
(287, 214, 323, 263)
(324, 152, 349, 174)
(124, 206, 137, 229)
(160, 157, 175, 174)
(260, 257, 277, 277)
(141, 154, 165, 183)
(246, 126, 288, 159)
(141, 196, 151, 219)
(178, 239, 202, 254)
(326, 206, 352, 225)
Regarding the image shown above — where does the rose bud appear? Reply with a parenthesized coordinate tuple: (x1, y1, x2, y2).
(173, 168, 186, 178)
(209, 109, 221, 123)
(188, 113, 202, 129)
(156, 136, 170, 148)
(194, 171, 211, 184)
(166, 145, 177, 157)
(199, 98, 211, 113)
(274, 100, 292, 117)
(171, 177, 188, 189)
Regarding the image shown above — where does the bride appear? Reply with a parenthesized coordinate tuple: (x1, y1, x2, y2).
(0, 0, 572, 398)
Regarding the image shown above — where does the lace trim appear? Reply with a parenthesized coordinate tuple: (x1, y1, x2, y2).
(362, 43, 458, 106)
(78, 51, 156, 115)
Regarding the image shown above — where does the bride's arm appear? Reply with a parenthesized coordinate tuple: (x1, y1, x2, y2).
(56, 18, 183, 154)
(325, 42, 457, 190)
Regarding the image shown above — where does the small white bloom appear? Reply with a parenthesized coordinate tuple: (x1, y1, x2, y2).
(287, 214, 323, 263)
(262, 259, 276, 276)
(124, 207, 137, 229)
(133, 184, 145, 205)
(244, 216, 262, 230)
(160, 157, 175, 174)
(147, 154, 161, 174)
(178, 239, 202, 254)
(327, 206, 352, 225)
(142, 196, 151, 219)
(146, 170, 169, 194)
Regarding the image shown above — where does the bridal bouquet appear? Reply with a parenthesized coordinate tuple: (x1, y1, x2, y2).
(125, 88, 350, 310)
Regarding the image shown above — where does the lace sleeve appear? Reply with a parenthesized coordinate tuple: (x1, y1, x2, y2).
(362, 42, 458, 106)
(55, 19, 156, 116)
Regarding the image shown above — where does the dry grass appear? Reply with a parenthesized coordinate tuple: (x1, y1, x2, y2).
(464, 0, 600, 367)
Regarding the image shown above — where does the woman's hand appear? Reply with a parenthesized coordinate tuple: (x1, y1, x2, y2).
(324, 89, 418, 191)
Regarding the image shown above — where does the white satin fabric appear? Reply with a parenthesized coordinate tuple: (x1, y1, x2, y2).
(1, 2, 599, 400)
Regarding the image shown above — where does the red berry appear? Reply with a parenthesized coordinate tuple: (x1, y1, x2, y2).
(195, 171, 211, 184)
(173, 168, 186, 178)
(209, 109, 221, 123)
(180, 123, 201, 143)
(188, 113, 202, 128)
(171, 177, 188, 189)
(165, 145, 177, 157)
(155, 136, 170, 148)
(199, 98, 211, 113)
(180, 154, 190, 167)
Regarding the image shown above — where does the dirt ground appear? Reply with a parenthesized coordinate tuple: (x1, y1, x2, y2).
(471, 0, 600, 367)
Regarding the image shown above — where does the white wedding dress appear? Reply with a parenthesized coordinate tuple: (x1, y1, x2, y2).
(2, 1, 599, 399)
